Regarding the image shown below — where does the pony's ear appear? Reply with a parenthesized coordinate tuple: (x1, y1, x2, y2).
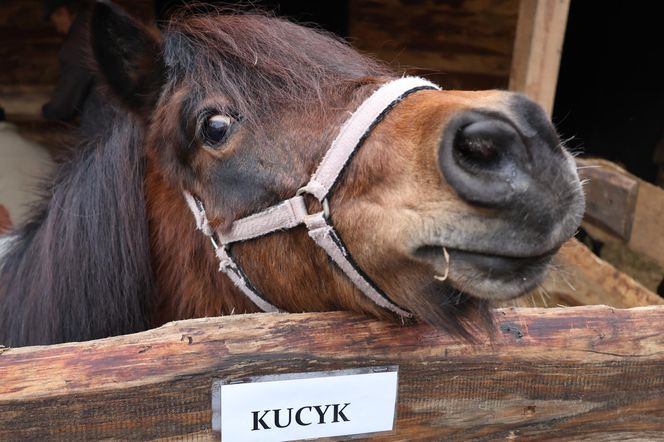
(91, 0, 164, 113)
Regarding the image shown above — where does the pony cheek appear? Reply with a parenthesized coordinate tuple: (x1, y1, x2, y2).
(332, 205, 411, 303)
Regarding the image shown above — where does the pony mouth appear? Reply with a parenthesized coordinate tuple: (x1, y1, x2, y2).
(412, 245, 558, 300)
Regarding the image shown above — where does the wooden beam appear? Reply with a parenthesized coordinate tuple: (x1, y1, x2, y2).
(349, 0, 520, 84)
(2, 308, 664, 440)
(630, 180, 664, 268)
(0, 85, 52, 121)
(509, 0, 570, 114)
(578, 158, 664, 269)
(518, 238, 664, 308)
(580, 163, 639, 241)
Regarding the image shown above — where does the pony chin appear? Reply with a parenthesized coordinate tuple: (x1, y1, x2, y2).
(403, 281, 494, 340)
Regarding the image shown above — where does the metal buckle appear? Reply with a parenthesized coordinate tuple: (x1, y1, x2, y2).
(192, 194, 222, 250)
(296, 186, 330, 219)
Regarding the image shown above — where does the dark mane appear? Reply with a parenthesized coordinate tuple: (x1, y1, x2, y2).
(0, 105, 155, 346)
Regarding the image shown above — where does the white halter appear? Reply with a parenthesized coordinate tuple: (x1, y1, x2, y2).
(184, 77, 440, 317)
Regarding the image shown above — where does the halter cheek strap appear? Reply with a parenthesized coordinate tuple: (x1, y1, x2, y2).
(184, 77, 440, 318)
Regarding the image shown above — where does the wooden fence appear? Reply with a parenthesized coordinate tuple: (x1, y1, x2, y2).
(2, 306, 664, 440)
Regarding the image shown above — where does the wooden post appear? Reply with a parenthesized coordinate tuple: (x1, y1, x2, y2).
(2, 308, 664, 440)
(509, 0, 570, 115)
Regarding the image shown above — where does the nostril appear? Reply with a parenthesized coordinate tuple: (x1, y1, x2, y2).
(454, 123, 501, 169)
(439, 114, 531, 207)
(453, 120, 523, 172)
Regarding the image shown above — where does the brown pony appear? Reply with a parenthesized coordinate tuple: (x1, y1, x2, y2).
(0, 1, 584, 347)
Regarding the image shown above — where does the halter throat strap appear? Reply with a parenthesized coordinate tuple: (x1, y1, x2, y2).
(184, 77, 440, 317)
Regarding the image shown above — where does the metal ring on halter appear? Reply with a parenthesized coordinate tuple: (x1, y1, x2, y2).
(296, 187, 331, 219)
(209, 233, 220, 251)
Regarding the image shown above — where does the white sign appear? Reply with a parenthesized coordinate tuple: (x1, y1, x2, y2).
(212, 366, 399, 442)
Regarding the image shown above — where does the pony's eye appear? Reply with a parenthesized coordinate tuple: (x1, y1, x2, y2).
(200, 114, 233, 148)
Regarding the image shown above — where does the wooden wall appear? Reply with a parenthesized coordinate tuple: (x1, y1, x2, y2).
(0, 0, 520, 152)
(0, 0, 152, 88)
(0, 0, 519, 94)
(0, 0, 61, 87)
(349, 0, 520, 90)
(0, 0, 152, 152)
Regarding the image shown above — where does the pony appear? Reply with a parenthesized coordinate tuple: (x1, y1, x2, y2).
(0, 1, 584, 347)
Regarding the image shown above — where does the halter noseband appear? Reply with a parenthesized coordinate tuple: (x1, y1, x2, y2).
(183, 77, 440, 318)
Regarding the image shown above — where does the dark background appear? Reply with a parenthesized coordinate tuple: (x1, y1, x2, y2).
(553, 0, 664, 183)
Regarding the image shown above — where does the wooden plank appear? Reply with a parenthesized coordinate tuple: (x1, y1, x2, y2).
(0, 0, 153, 87)
(349, 0, 519, 89)
(511, 238, 664, 308)
(578, 158, 664, 269)
(629, 178, 664, 268)
(0, 85, 52, 120)
(508, 0, 570, 114)
(1, 307, 664, 440)
(579, 164, 639, 240)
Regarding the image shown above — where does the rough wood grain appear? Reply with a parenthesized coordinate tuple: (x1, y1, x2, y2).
(1, 307, 664, 440)
(0, 0, 152, 86)
(580, 164, 639, 240)
(0, 0, 62, 86)
(579, 158, 664, 269)
(629, 178, 664, 268)
(0, 85, 52, 120)
(511, 238, 664, 308)
(349, 0, 519, 90)
(509, 0, 570, 114)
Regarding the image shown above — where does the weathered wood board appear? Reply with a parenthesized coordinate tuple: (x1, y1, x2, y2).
(1, 0, 520, 93)
(0, 0, 152, 88)
(508, 0, 570, 115)
(578, 158, 664, 270)
(579, 162, 639, 241)
(510, 238, 664, 309)
(349, 0, 520, 90)
(1, 307, 664, 440)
